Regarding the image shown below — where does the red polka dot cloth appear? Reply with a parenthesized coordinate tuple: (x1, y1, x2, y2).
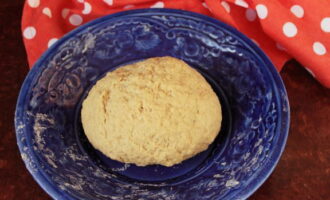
(22, 0, 330, 87)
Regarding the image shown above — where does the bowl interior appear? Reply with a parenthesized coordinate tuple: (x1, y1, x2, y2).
(15, 9, 289, 200)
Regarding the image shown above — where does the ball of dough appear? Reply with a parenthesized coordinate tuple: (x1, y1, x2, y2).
(81, 57, 222, 167)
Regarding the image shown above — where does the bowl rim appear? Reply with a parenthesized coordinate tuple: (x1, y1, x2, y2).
(15, 8, 290, 200)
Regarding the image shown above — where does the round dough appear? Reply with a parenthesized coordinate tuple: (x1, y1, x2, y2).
(81, 57, 222, 167)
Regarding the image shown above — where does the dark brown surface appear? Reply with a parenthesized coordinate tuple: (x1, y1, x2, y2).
(0, 1, 329, 200)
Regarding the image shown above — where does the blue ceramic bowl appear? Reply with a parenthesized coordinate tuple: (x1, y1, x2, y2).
(15, 9, 290, 200)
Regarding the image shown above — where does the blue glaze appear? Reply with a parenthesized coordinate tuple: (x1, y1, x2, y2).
(15, 9, 290, 200)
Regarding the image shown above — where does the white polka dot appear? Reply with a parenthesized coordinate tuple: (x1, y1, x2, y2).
(27, 0, 40, 8)
(48, 38, 58, 48)
(290, 5, 304, 18)
(235, 0, 248, 8)
(77, 0, 84, 2)
(103, 0, 113, 6)
(221, 1, 230, 13)
(313, 42, 327, 55)
(69, 14, 83, 26)
(245, 8, 257, 21)
(320, 17, 330, 33)
(256, 4, 268, 19)
(23, 26, 36, 39)
(305, 67, 315, 77)
(202, 2, 208, 9)
(276, 43, 286, 51)
(42, 7, 52, 18)
(82, 2, 92, 15)
(123, 4, 134, 9)
(282, 22, 297, 37)
(150, 1, 164, 8)
(62, 8, 70, 19)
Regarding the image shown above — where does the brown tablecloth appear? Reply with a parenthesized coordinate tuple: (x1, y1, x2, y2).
(0, 1, 329, 199)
